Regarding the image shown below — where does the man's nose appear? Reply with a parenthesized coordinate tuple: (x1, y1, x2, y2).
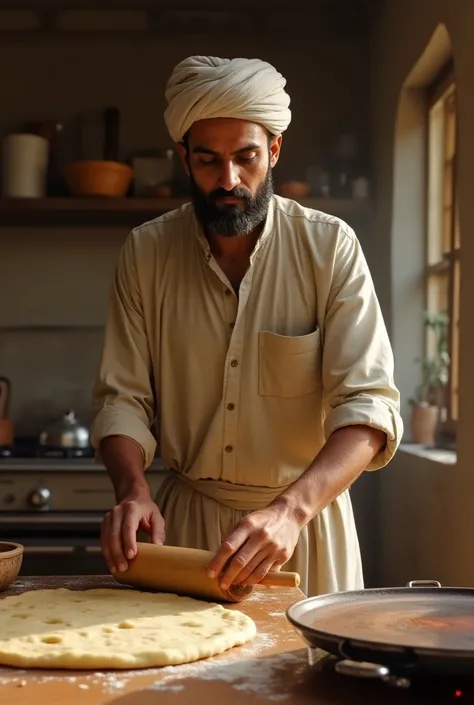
(219, 162, 241, 191)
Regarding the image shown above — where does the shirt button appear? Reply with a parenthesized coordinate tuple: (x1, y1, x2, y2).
(225, 289, 232, 296)
(230, 359, 239, 367)
(225, 445, 233, 453)
(227, 403, 235, 411)
(229, 322, 235, 329)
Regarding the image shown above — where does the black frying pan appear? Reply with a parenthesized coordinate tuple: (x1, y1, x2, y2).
(286, 581, 474, 679)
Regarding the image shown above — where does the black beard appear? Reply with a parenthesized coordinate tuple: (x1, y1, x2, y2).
(189, 167, 273, 237)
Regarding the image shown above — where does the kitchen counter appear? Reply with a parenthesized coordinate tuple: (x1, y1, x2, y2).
(0, 458, 165, 472)
(0, 576, 468, 704)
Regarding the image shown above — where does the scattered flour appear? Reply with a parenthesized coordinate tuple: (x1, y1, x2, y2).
(150, 683, 185, 692)
(0, 669, 27, 687)
(246, 589, 286, 603)
(149, 650, 306, 701)
(94, 629, 279, 694)
(105, 680, 126, 690)
(9, 581, 28, 590)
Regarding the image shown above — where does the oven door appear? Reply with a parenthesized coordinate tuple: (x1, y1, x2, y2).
(0, 512, 108, 576)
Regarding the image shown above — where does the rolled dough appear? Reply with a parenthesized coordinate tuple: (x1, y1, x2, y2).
(0, 587, 257, 669)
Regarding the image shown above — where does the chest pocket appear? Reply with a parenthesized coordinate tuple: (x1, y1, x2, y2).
(258, 328, 322, 398)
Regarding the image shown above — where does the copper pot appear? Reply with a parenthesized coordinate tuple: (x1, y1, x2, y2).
(0, 377, 13, 446)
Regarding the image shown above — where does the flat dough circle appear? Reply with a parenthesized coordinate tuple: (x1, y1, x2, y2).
(0, 588, 257, 669)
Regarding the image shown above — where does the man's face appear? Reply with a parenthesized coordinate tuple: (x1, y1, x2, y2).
(177, 118, 282, 237)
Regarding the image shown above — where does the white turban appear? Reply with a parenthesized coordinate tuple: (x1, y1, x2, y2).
(164, 55, 292, 143)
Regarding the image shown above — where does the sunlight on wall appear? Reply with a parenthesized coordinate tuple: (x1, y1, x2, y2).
(391, 23, 453, 426)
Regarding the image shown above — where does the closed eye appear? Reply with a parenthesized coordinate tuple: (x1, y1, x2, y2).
(197, 154, 257, 167)
(199, 155, 217, 165)
(238, 153, 258, 163)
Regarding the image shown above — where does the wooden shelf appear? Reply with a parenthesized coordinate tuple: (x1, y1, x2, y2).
(0, 197, 184, 227)
(0, 197, 375, 228)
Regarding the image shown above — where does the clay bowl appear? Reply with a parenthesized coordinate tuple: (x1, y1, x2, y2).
(0, 541, 23, 591)
(65, 160, 133, 197)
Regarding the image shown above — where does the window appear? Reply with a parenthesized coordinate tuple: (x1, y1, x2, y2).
(426, 63, 459, 437)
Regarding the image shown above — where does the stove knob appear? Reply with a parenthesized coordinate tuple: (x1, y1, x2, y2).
(28, 488, 51, 509)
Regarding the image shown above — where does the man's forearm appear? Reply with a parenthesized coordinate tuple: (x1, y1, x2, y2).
(100, 436, 150, 502)
(273, 425, 386, 527)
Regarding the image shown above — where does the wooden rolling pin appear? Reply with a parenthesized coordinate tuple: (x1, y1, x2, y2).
(113, 543, 300, 603)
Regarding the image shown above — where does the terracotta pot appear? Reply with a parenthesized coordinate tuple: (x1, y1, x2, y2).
(410, 404, 439, 446)
(0, 419, 13, 446)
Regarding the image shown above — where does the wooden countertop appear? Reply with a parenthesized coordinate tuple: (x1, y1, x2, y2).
(0, 576, 465, 704)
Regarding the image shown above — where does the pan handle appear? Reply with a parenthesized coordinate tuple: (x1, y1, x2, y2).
(335, 660, 411, 689)
(335, 659, 390, 679)
(407, 580, 441, 588)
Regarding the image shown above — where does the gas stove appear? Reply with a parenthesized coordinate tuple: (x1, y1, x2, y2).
(0, 438, 165, 577)
(0, 439, 165, 510)
(0, 437, 94, 460)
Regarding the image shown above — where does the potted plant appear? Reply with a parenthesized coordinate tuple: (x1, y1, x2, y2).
(409, 311, 450, 447)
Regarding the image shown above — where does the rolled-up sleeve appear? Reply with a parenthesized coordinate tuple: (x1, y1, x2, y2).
(322, 226, 403, 469)
(90, 231, 157, 468)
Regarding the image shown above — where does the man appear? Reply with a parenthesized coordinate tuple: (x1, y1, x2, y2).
(91, 55, 403, 597)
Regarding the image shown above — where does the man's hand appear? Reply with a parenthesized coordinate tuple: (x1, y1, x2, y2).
(101, 489, 165, 574)
(207, 501, 302, 589)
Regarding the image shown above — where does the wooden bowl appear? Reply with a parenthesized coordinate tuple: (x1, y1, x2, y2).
(0, 541, 23, 591)
(65, 160, 133, 197)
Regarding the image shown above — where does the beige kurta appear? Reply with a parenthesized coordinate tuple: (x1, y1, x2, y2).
(90, 195, 403, 596)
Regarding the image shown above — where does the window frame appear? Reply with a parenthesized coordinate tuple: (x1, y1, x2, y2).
(425, 61, 459, 439)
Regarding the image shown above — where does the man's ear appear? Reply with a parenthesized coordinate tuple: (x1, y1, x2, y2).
(269, 135, 283, 169)
(175, 142, 190, 175)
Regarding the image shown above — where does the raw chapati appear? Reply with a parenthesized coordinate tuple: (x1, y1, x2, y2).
(0, 587, 257, 669)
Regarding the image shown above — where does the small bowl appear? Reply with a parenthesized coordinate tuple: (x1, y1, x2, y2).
(65, 159, 133, 198)
(0, 541, 23, 591)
